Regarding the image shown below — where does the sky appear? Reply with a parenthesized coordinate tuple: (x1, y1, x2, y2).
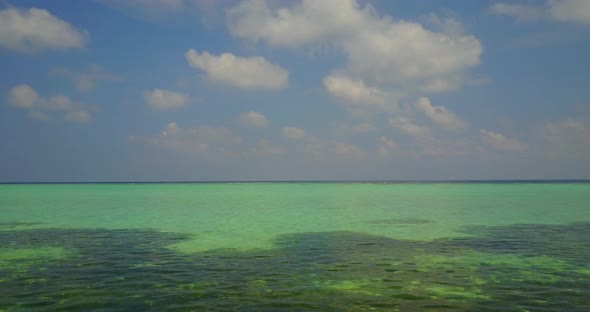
(1, 0, 590, 182)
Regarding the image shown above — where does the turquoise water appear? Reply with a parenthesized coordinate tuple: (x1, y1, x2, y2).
(1, 182, 589, 310)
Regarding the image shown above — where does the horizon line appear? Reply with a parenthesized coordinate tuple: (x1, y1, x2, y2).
(1, 179, 590, 184)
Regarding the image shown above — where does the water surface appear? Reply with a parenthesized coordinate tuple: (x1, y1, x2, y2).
(1, 182, 589, 310)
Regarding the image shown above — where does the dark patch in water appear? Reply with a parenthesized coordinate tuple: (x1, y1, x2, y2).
(0, 223, 589, 311)
(0, 221, 44, 229)
(459, 222, 590, 265)
(365, 218, 436, 225)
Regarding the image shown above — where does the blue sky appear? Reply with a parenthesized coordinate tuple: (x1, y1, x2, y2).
(1, 0, 589, 182)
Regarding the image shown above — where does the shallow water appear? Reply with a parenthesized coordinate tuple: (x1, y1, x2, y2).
(1, 182, 589, 311)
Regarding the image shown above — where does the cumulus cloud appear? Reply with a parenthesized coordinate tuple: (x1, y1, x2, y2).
(550, 0, 590, 24)
(0, 7, 88, 53)
(543, 118, 590, 145)
(330, 141, 364, 157)
(160, 121, 180, 136)
(480, 129, 527, 151)
(282, 127, 305, 139)
(7, 84, 92, 122)
(344, 21, 481, 93)
(144, 88, 190, 110)
(144, 122, 243, 156)
(239, 111, 269, 128)
(415, 97, 466, 129)
(389, 117, 432, 140)
(489, 3, 545, 21)
(228, 0, 482, 94)
(228, 0, 369, 47)
(540, 118, 590, 159)
(422, 13, 468, 36)
(185, 49, 288, 89)
(323, 74, 398, 114)
(490, 1, 590, 25)
(377, 136, 396, 157)
(8, 84, 38, 108)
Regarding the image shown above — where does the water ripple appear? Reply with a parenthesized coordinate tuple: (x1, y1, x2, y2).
(0, 224, 589, 311)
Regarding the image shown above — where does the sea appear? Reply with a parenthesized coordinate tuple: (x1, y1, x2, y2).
(1, 182, 589, 311)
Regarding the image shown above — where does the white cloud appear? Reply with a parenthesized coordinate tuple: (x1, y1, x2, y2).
(423, 13, 467, 36)
(0, 7, 87, 53)
(550, 0, 590, 24)
(185, 49, 288, 89)
(7, 84, 92, 122)
(146, 122, 243, 156)
(239, 111, 269, 128)
(414, 97, 466, 129)
(344, 20, 481, 93)
(228, 0, 482, 93)
(480, 129, 527, 151)
(8, 84, 39, 108)
(43, 95, 76, 110)
(160, 122, 180, 136)
(282, 127, 305, 139)
(227, 0, 365, 47)
(330, 141, 364, 157)
(540, 118, 590, 159)
(490, 1, 590, 25)
(489, 3, 545, 21)
(323, 74, 398, 114)
(377, 136, 396, 157)
(543, 118, 590, 145)
(144, 88, 190, 110)
(389, 117, 431, 140)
